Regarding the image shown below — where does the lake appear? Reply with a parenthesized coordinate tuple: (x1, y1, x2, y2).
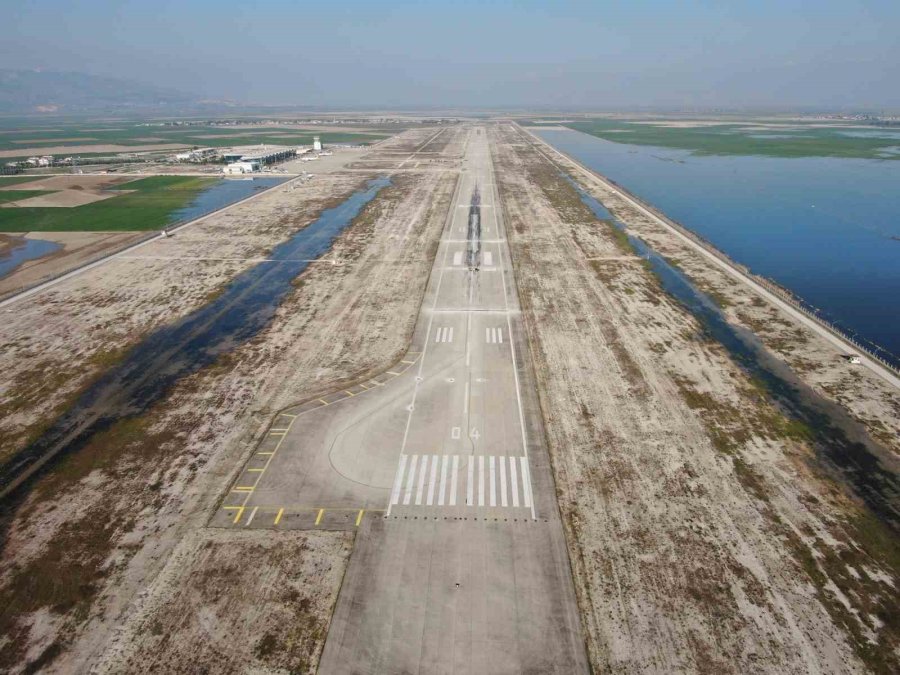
(534, 128, 900, 367)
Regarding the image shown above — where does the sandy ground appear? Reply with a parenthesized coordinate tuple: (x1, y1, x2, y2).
(492, 123, 898, 673)
(0, 143, 190, 158)
(93, 529, 353, 674)
(0, 125, 463, 672)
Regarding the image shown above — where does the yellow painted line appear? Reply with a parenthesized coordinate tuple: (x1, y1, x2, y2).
(401, 360, 415, 364)
(280, 413, 298, 418)
(231, 506, 245, 524)
(356, 509, 365, 527)
(318, 398, 329, 405)
(387, 371, 400, 376)
(358, 382, 371, 390)
(315, 508, 325, 525)
(370, 380, 382, 386)
(270, 431, 286, 436)
(233, 486, 255, 492)
(344, 390, 355, 396)
(270, 428, 290, 432)
(274, 508, 284, 525)
(257, 451, 274, 456)
(248, 468, 264, 472)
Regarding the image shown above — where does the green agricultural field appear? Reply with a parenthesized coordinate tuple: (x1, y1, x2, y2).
(0, 117, 389, 154)
(0, 190, 53, 204)
(0, 176, 43, 187)
(564, 119, 900, 160)
(0, 175, 218, 232)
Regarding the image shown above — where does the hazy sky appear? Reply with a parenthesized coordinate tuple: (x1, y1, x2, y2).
(2, 0, 899, 110)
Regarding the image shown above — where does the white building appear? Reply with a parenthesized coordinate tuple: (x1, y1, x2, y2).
(313, 136, 322, 151)
(222, 161, 258, 175)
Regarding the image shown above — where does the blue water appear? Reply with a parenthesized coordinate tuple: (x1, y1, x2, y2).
(568, 175, 900, 529)
(0, 237, 61, 279)
(536, 129, 900, 366)
(168, 177, 287, 226)
(0, 177, 390, 499)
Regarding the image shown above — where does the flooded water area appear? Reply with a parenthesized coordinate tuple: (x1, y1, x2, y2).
(167, 176, 287, 226)
(570, 176, 900, 531)
(0, 177, 390, 503)
(0, 235, 61, 279)
(537, 128, 900, 367)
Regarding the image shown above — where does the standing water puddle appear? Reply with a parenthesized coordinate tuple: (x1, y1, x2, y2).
(568, 177, 900, 530)
(0, 178, 390, 501)
(0, 237, 62, 280)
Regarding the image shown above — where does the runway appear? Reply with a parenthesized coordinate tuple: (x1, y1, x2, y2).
(212, 126, 589, 673)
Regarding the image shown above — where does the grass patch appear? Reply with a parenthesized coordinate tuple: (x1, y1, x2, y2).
(0, 176, 44, 187)
(0, 176, 217, 232)
(567, 119, 900, 161)
(0, 190, 54, 204)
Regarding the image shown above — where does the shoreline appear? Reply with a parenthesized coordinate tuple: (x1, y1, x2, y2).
(517, 123, 900, 390)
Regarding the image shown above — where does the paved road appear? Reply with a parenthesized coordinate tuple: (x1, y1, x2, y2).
(213, 126, 589, 673)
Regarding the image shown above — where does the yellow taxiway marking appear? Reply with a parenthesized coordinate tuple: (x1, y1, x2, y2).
(280, 413, 297, 419)
(387, 371, 400, 376)
(230, 410, 299, 526)
(344, 390, 355, 396)
(247, 468, 264, 472)
(228, 506, 245, 524)
(318, 398, 329, 405)
(358, 382, 371, 390)
(270, 428, 289, 432)
(274, 508, 284, 525)
(356, 509, 365, 527)
(315, 508, 325, 526)
(269, 431, 286, 436)
(401, 360, 415, 364)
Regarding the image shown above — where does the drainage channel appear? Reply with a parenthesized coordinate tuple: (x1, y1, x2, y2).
(569, 176, 900, 531)
(0, 177, 391, 505)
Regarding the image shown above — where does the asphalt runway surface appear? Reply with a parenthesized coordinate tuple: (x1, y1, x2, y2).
(213, 126, 589, 673)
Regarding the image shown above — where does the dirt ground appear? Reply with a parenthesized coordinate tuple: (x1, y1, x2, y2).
(0, 231, 149, 298)
(93, 529, 353, 674)
(0, 125, 463, 673)
(492, 123, 899, 674)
